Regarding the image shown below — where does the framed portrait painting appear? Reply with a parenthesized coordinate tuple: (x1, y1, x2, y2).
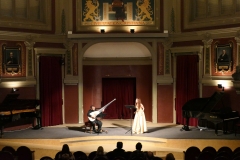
(2, 46, 21, 75)
(215, 43, 232, 72)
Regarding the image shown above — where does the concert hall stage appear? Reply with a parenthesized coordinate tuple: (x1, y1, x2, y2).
(0, 119, 240, 160)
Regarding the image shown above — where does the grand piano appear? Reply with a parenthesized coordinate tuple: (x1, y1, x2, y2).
(182, 92, 239, 134)
(0, 94, 40, 137)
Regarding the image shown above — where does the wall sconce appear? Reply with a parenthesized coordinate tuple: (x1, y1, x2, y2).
(60, 58, 65, 65)
(12, 88, 19, 93)
(130, 29, 135, 33)
(100, 29, 105, 33)
(218, 84, 224, 91)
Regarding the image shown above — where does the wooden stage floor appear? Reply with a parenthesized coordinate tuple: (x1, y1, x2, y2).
(0, 119, 240, 160)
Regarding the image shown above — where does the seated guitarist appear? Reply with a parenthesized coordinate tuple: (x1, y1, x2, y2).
(87, 105, 104, 133)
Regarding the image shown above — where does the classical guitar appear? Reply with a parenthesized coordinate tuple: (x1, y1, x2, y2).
(88, 98, 116, 122)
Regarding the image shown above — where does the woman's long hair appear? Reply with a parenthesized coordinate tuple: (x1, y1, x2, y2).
(96, 146, 104, 156)
(61, 144, 70, 154)
(135, 98, 141, 110)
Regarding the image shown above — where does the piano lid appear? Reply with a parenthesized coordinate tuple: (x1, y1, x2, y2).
(201, 92, 224, 113)
(1, 94, 19, 104)
(182, 92, 224, 113)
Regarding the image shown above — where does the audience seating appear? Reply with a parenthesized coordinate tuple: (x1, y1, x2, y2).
(54, 151, 62, 160)
(202, 146, 217, 157)
(114, 156, 126, 160)
(0, 151, 15, 160)
(88, 151, 97, 160)
(152, 157, 163, 160)
(214, 156, 230, 160)
(1, 146, 16, 157)
(2, 144, 240, 160)
(106, 150, 115, 160)
(131, 157, 145, 160)
(183, 146, 240, 160)
(73, 151, 88, 160)
(40, 156, 53, 160)
(95, 157, 108, 160)
(124, 151, 132, 160)
(218, 146, 233, 155)
(197, 151, 215, 160)
(233, 156, 240, 160)
(184, 146, 201, 160)
(16, 146, 34, 160)
(234, 147, 240, 155)
(234, 152, 240, 160)
(215, 151, 232, 160)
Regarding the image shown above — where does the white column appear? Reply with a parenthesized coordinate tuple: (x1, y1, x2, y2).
(78, 41, 84, 123)
(152, 42, 157, 123)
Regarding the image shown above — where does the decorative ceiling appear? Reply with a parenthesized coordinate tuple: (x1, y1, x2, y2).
(84, 42, 151, 58)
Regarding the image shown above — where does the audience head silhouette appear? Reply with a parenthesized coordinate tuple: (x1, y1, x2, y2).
(147, 151, 154, 157)
(62, 144, 70, 153)
(166, 153, 175, 160)
(117, 142, 123, 149)
(96, 146, 105, 156)
(136, 142, 142, 151)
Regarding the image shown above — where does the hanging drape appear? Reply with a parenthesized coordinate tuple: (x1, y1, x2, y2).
(39, 56, 63, 127)
(176, 55, 199, 126)
(102, 78, 136, 119)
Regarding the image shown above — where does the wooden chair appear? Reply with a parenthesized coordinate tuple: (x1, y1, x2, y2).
(84, 121, 97, 133)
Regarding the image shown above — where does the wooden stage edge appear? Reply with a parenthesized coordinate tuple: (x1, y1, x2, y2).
(0, 120, 240, 160)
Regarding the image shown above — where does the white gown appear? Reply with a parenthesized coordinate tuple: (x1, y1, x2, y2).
(132, 104, 147, 134)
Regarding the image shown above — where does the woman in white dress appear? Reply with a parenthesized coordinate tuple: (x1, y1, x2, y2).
(132, 98, 147, 134)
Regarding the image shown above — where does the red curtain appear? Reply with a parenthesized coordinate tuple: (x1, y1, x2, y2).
(176, 55, 199, 126)
(102, 78, 136, 119)
(39, 56, 63, 127)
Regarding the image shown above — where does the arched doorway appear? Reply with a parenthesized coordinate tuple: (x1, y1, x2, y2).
(81, 41, 154, 122)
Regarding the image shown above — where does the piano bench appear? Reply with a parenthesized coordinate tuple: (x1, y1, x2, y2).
(235, 123, 240, 136)
(84, 121, 97, 134)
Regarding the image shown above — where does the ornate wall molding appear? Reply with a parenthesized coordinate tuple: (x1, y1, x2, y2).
(162, 39, 173, 75)
(64, 41, 74, 75)
(24, 36, 36, 77)
(202, 33, 213, 75)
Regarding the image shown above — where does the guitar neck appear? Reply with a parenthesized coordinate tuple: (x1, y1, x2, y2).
(98, 98, 116, 112)
(88, 99, 116, 121)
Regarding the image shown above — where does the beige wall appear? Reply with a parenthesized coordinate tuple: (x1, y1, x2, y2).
(0, 0, 240, 125)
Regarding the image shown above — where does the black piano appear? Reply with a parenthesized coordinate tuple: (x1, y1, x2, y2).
(182, 92, 239, 134)
(0, 94, 40, 137)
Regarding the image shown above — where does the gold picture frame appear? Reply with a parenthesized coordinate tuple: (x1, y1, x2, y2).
(2, 45, 22, 75)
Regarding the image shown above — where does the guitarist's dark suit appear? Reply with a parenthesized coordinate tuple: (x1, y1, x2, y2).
(87, 106, 103, 133)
